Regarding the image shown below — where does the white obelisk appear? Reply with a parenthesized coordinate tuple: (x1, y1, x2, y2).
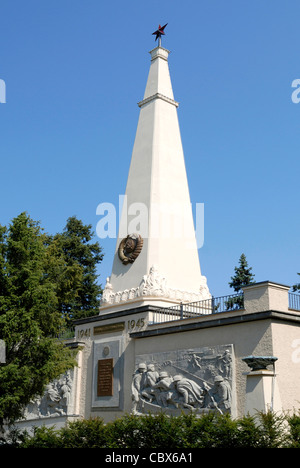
(101, 39, 210, 313)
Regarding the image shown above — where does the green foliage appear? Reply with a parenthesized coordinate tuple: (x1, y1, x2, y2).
(0, 213, 77, 428)
(0, 212, 103, 429)
(16, 426, 61, 449)
(46, 216, 103, 321)
(229, 253, 255, 293)
(286, 411, 300, 448)
(59, 417, 108, 448)
(227, 253, 255, 310)
(292, 273, 300, 292)
(8, 411, 300, 449)
(105, 413, 187, 449)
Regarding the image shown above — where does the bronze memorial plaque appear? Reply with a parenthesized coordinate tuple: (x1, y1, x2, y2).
(97, 358, 114, 397)
(94, 322, 125, 335)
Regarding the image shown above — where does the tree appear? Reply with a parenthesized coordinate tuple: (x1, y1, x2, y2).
(48, 216, 103, 321)
(292, 274, 300, 292)
(0, 213, 104, 429)
(229, 253, 255, 292)
(0, 213, 77, 429)
(227, 253, 255, 309)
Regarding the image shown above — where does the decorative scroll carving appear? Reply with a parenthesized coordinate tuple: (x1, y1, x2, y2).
(131, 346, 234, 416)
(118, 234, 143, 265)
(139, 265, 167, 296)
(101, 266, 211, 306)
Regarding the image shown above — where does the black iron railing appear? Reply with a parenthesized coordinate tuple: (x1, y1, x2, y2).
(150, 293, 244, 324)
(289, 292, 300, 311)
(56, 326, 75, 340)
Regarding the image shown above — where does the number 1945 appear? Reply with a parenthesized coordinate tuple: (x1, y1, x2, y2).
(127, 318, 146, 331)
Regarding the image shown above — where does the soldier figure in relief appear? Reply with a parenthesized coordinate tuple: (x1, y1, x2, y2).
(131, 363, 147, 414)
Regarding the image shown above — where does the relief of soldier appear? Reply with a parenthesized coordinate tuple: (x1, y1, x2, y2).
(25, 371, 73, 419)
(131, 359, 232, 415)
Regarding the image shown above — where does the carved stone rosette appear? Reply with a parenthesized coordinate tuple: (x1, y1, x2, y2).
(118, 234, 143, 265)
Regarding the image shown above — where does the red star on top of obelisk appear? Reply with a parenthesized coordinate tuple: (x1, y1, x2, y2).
(152, 23, 168, 46)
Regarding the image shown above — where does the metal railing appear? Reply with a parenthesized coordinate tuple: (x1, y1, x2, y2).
(150, 293, 244, 324)
(289, 292, 300, 311)
(56, 326, 75, 340)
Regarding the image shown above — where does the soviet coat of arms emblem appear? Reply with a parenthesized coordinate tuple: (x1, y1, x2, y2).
(118, 234, 143, 265)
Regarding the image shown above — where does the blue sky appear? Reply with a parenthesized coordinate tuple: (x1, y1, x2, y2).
(0, 0, 299, 297)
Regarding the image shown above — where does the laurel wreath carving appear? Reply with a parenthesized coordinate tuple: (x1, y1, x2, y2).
(118, 234, 143, 265)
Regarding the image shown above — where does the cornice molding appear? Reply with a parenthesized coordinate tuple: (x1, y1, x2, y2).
(138, 92, 179, 108)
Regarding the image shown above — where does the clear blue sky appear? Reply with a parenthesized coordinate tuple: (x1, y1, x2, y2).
(0, 0, 299, 297)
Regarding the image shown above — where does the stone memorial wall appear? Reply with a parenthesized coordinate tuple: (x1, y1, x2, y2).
(132, 345, 234, 416)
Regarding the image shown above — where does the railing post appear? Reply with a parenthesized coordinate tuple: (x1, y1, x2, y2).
(211, 296, 215, 314)
(180, 302, 183, 320)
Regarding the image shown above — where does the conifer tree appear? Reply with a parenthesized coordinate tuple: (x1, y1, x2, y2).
(0, 213, 104, 429)
(48, 216, 103, 321)
(229, 253, 255, 293)
(227, 253, 255, 309)
(0, 213, 76, 428)
(292, 273, 300, 292)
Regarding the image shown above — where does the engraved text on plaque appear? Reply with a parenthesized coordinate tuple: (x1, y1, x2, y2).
(97, 358, 114, 397)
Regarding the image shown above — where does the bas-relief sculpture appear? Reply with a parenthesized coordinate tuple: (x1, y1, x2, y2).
(131, 346, 234, 415)
(24, 370, 74, 420)
(118, 234, 143, 265)
(101, 265, 210, 305)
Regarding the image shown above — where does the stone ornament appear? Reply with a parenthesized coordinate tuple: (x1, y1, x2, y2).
(242, 355, 278, 371)
(139, 265, 167, 296)
(132, 345, 234, 416)
(101, 265, 211, 305)
(118, 233, 143, 265)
